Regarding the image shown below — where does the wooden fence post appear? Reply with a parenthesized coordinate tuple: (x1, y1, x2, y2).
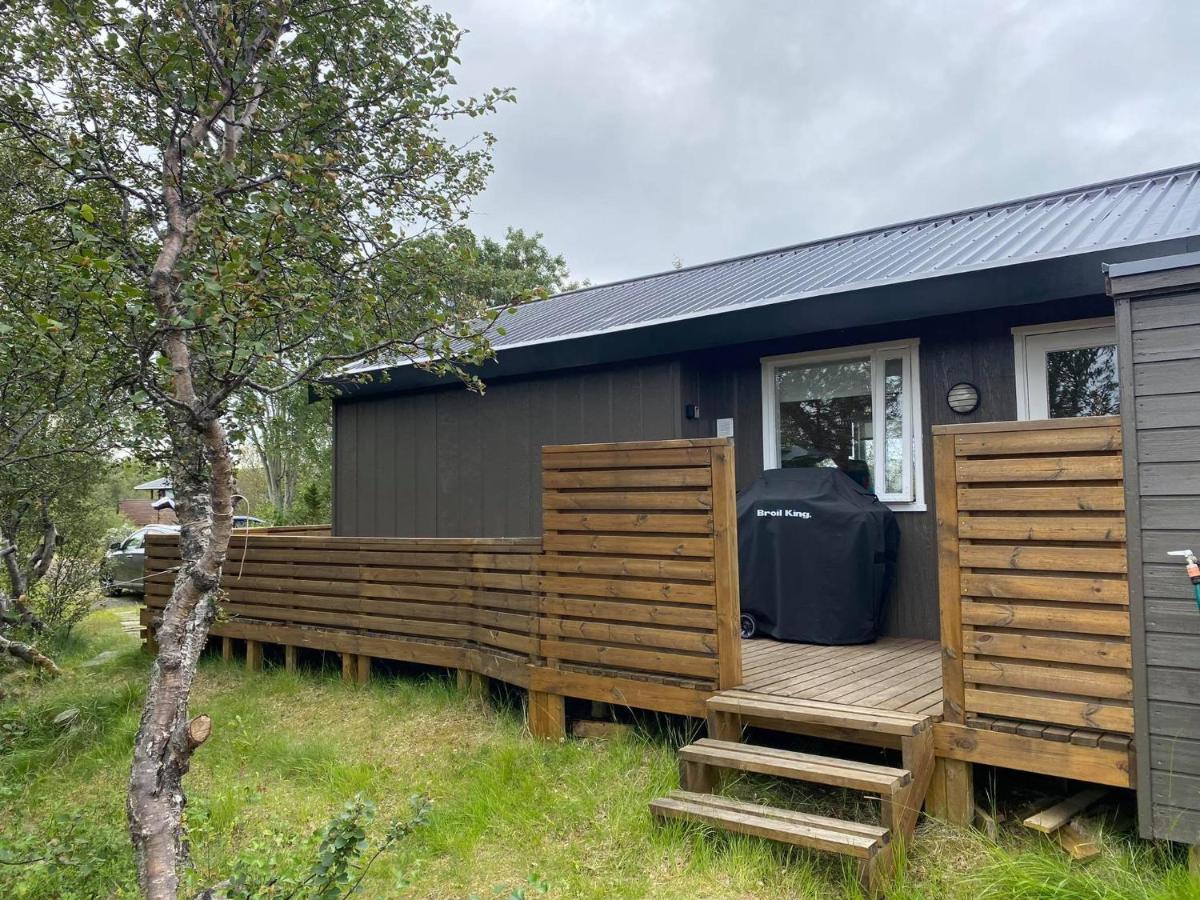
(245, 640, 263, 673)
(221, 636, 234, 662)
(931, 429, 972, 825)
(710, 441, 743, 690)
(355, 654, 371, 685)
(529, 691, 566, 740)
(341, 652, 355, 684)
(284, 644, 297, 673)
(457, 668, 486, 698)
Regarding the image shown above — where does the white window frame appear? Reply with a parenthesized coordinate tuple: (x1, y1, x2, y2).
(1012, 317, 1117, 420)
(760, 339, 925, 512)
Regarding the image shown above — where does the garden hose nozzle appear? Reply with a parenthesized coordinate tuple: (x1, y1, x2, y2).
(1167, 550, 1200, 611)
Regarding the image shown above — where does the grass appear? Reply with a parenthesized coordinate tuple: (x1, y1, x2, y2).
(0, 610, 1196, 898)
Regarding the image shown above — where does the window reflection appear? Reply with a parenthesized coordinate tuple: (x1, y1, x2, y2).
(776, 358, 874, 491)
(1046, 345, 1119, 418)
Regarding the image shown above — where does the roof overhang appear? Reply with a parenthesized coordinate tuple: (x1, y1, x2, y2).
(333, 235, 1200, 400)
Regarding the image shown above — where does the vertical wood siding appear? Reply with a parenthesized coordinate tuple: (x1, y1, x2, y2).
(1116, 288, 1200, 843)
(334, 296, 1112, 641)
(334, 360, 683, 539)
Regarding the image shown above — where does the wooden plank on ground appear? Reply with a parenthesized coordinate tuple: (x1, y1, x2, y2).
(1022, 787, 1109, 833)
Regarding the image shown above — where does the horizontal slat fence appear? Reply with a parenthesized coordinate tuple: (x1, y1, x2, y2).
(143, 438, 742, 720)
(532, 439, 741, 716)
(145, 535, 541, 684)
(934, 416, 1135, 786)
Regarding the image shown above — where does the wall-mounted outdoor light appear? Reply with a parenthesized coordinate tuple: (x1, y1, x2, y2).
(946, 382, 980, 415)
(685, 403, 701, 420)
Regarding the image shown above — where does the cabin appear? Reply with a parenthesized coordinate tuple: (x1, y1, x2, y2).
(143, 162, 1200, 891)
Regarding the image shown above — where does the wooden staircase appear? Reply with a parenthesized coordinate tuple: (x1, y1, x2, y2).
(651, 690, 935, 896)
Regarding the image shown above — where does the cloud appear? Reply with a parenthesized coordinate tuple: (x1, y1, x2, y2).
(442, 0, 1200, 284)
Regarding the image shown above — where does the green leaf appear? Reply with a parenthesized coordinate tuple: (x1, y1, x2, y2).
(79, 204, 95, 223)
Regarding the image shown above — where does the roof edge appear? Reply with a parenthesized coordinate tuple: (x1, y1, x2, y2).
(518, 158, 1200, 306)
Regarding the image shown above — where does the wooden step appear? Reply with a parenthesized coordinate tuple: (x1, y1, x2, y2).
(650, 790, 889, 859)
(679, 738, 910, 794)
(709, 690, 930, 736)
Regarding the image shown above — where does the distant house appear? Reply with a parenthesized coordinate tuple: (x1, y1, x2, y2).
(118, 477, 177, 526)
(329, 160, 1200, 642)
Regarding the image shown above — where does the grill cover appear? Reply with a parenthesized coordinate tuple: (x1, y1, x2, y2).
(737, 468, 899, 644)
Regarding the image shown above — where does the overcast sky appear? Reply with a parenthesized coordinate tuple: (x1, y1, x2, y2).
(441, 0, 1200, 286)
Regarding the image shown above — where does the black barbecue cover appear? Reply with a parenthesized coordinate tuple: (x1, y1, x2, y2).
(737, 468, 899, 644)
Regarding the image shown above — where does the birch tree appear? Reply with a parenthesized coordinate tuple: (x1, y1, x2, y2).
(0, 2, 513, 895)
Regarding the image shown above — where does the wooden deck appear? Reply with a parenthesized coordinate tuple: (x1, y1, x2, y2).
(738, 637, 943, 718)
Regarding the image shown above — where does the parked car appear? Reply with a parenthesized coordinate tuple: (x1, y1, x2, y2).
(101, 516, 266, 595)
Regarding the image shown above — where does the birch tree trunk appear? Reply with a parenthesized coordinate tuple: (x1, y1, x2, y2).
(126, 417, 234, 898)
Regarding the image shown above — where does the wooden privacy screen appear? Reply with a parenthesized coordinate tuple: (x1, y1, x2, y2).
(533, 438, 742, 715)
(143, 438, 742, 719)
(933, 416, 1135, 786)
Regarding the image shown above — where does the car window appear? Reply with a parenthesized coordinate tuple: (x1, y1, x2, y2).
(122, 533, 145, 551)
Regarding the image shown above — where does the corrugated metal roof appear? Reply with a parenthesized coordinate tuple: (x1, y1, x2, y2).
(347, 161, 1200, 373)
(133, 477, 171, 491)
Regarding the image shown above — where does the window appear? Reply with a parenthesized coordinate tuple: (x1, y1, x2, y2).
(1013, 319, 1119, 420)
(761, 340, 924, 509)
(122, 533, 145, 551)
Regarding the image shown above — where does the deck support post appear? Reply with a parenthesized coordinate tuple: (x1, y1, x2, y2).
(245, 639, 263, 672)
(891, 728, 935, 839)
(221, 636, 234, 663)
(284, 644, 298, 674)
(144, 622, 158, 656)
(706, 709, 743, 743)
(355, 654, 371, 685)
(1189, 843, 1199, 877)
(528, 690, 566, 740)
(341, 652, 355, 684)
(926, 757, 973, 826)
(457, 668, 486, 699)
(679, 758, 715, 793)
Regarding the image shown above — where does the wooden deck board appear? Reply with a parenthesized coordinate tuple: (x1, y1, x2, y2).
(739, 637, 944, 718)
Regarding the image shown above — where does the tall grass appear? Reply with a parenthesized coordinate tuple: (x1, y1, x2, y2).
(0, 611, 1196, 898)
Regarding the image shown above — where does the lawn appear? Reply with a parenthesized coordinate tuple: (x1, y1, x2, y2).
(0, 610, 1196, 899)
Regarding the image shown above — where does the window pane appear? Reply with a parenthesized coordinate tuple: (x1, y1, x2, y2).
(882, 356, 904, 495)
(1046, 344, 1119, 418)
(775, 357, 873, 491)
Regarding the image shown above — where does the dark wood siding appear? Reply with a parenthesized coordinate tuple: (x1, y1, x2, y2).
(333, 359, 682, 537)
(1115, 288, 1200, 844)
(333, 294, 1112, 641)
